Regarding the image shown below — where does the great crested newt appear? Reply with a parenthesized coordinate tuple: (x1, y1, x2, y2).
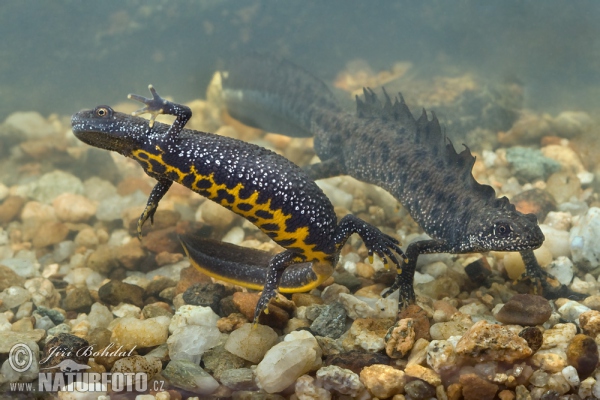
(71, 85, 407, 321)
(214, 55, 585, 309)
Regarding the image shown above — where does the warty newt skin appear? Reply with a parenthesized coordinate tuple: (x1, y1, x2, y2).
(71, 85, 406, 321)
(217, 55, 584, 309)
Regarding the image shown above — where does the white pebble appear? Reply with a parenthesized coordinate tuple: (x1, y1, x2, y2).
(256, 330, 322, 393)
(561, 365, 580, 388)
(222, 226, 245, 245)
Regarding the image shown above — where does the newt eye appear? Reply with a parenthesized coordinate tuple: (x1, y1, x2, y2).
(494, 222, 512, 237)
(94, 106, 112, 118)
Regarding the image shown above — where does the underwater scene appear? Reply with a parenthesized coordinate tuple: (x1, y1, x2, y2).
(1, 1, 600, 399)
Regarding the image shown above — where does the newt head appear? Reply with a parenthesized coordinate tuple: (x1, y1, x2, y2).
(466, 200, 545, 252)
(71, 106, 150, 156)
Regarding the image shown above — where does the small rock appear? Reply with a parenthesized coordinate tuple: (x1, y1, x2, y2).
(110, 316, 170, 351)
(255, 330, 322, 393)
(343, 318, 394, 352)
(506, 147, 561, 182)
(315, 365, 365, 397)
(427, 340, 458, 373)
(168, 304, 219, 333)
(566, 334, 598, 378)
(459, 373, 499, 400)
(519, 327, 544, 353)
(404, 364, 441, 387)
(40, 333, 89, 372)
(512, 189, 556, 222)
(98, 280, 144, 308)
(111, 355, 161, 380)
(34, 306, 65, 325)
(557, 300, 591, 323)
(570, 207, 600, 270)
(0, 330, 45, 354)
(220, 368, 258, 391)
(142, 302, 173, 319)
(0, 265, 25, 292)
(385, 318, 416, 359)
(494, 294, 552, 326)
(430, 313, 474, 340)
(167, 324, 221, 363)
(31, 171, 84, 204)
(561, 365, 580, 388)
(295, 375, 331, 400)
(455, 320, 532, 363)
(216, 312, 247, 332)
(112, 303, 141, 318)
(309, 301, 347, 339)
(202, 344, 246, 381)
(232, 291, 290, 328)
(546, 257, 574, 285)
(579, 310, 600, 336)
(404, 379, 436, 400)
(324, 350, 391, 374)
(86, 244, 119, 274)
(175, 265, 212, 295)
(183, 282, 230, 314)
(32, 221, 69, 248)
(52, 193, 96, 223)
(116, 239, 146, 270)
(0, 196, 26, 224)
(142, 227, 180, 254)
(25, 278, 60, 308)
(87, 303, 113, 331)
(145, 276, 177, 297)
(224, 323, 278, 363)
(0, 285, 31, 311)
(359, 364, 405, 398)
(292, 293, 324, 307)
(62, 287, 93, 313)
(162, 359, 219, 395)
(398, 304, 431, 341)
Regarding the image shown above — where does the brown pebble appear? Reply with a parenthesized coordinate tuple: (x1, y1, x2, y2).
(291, 293, 324, 307)
(459, 373, 499, 400)
(518, 327, 543, 353)
(498, 389, 515, 400)
(579, 310, 600, 337)
(324, 350, 391, 374)
(0, 264, 25, 291)
(0, 196, 25, 224)
(145, 276, 177, 297)
(217, 313, 248, 333)
(566, 334, 599, 378)
(141, 302, 173, 319)
(464, 257, 492, 286)
(62, 287, 94, 313)
(447, 383, 462, 400)
(512, 188, 556, 221)
(141, 227, 181, 254)
(32, 221, 69, 248)
(116, 238, 146, 270)
(155, 251, 183, 266)
(385, 318, 416, 359)
(231, 292, 289, 329)
(175, 265, 212, 295)
(495, 294, 552, 326)
(86, 244, 119, 274)
(117, 177, 152, 196)
(98, 280, 144, 308)
(397, 304, 431, 341)
(41, 333, 90, 372)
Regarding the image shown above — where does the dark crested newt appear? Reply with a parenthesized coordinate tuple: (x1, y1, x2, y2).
(214, 55, 585, 309)
(71, 85, 406, 320)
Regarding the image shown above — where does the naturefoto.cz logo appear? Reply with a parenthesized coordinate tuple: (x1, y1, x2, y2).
(7, 342, 163, 393)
